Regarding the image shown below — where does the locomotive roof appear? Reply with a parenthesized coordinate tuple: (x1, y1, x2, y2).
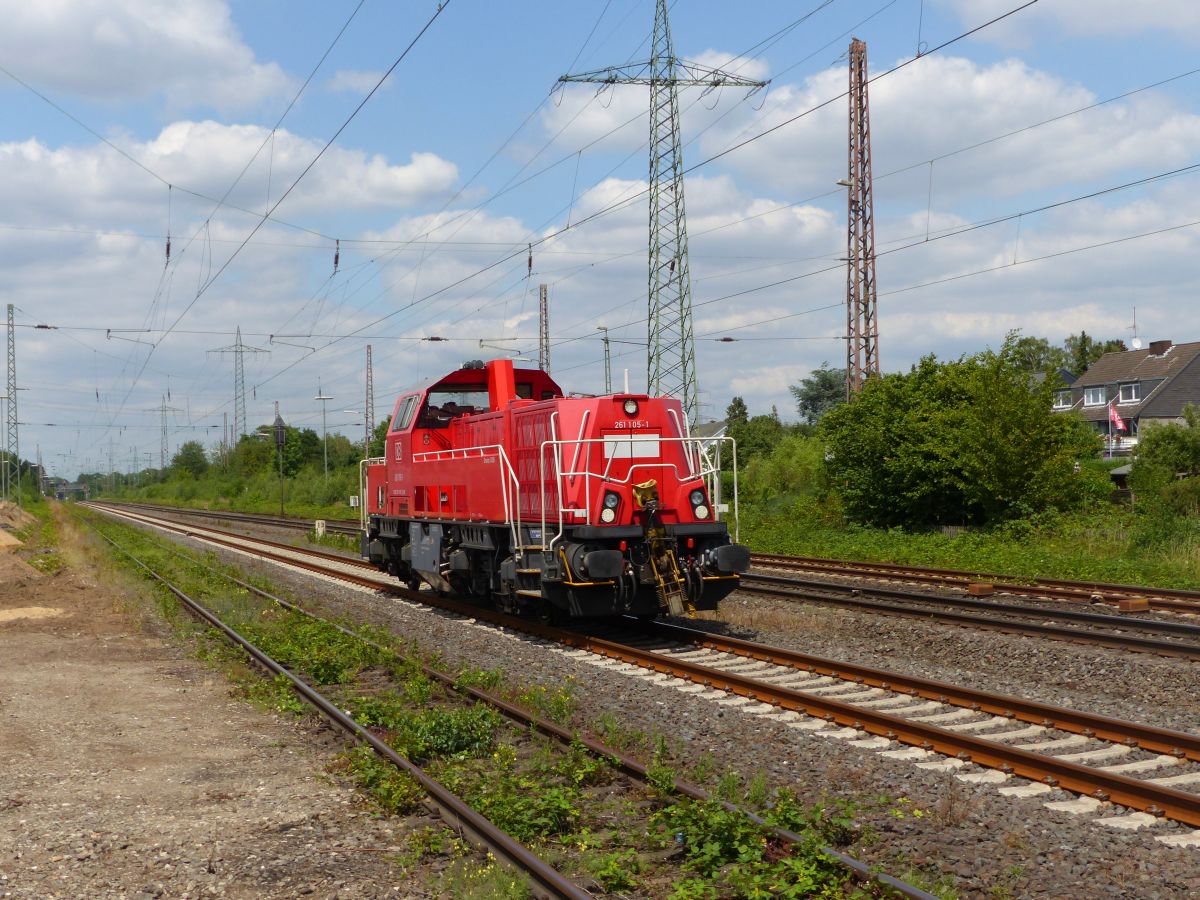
(428, 364, 564, 398)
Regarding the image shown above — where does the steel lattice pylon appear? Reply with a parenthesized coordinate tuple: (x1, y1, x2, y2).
(5, 304, 19, 502)
(561, 1, 766, 425)
(208, 326, 268, 439)
(365, 344, 375, 453)
(538, 283, 550, 374)
(845, 38, 880, 397)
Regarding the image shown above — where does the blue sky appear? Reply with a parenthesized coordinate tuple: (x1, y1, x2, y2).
(2, 0, 1200, 478)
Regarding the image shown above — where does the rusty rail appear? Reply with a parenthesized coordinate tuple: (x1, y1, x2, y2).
(90, 503, 1200, 828)
(753, 552, 1200, 613)
(739, 574, 1200, 660)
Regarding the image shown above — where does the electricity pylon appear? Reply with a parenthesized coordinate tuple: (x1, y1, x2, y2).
(365, 344, 375, 455)
(538, 284, 551, 374)
(844, 38, 880, 397)
(156, 395, 182, 470)
(560, 0, 766, 425)
(208, 326, 268, 439)
(5, 304, 19, 503)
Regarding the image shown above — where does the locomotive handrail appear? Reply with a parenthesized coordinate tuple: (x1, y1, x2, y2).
(358, 457, 386, 532)
(412, 444, 522, 552)
(538, 435, 739, 550)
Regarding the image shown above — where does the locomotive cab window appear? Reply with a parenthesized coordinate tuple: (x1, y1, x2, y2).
(390, 395, 418, 432)
(417, 385, 490, 428)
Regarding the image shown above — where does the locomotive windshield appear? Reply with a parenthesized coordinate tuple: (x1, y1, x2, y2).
(416, 382, 540, 427)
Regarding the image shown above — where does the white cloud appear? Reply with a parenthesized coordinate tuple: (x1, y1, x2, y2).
(692, 54, 1200, 207)
(934, 0, 1200, 44)
(0, 121, 459, 226)
(0, 0, 290, 110)
(328, 70, 386, 94)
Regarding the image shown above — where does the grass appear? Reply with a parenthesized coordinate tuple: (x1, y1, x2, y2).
(742, 496, 1200, 590)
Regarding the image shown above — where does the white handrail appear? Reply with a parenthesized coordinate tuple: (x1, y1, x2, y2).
(359, 456, 385, 532)
(536, 435, 740, 549)
(413, 444, 522, 553)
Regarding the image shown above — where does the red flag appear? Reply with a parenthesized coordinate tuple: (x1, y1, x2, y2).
(1108, 401, 1127, 433)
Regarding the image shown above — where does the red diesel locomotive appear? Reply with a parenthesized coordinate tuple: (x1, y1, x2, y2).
(360, 358, 749, 619)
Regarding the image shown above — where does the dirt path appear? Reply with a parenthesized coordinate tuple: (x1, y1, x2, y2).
(0, 516, 413, 898)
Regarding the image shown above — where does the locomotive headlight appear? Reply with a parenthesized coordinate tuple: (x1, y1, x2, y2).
(689, 489, 705, 506)
(623, 398, 639, 416)
(693, 504, 710, 520)
(603, 491, 621, 509)
(599, 507, 617, 523)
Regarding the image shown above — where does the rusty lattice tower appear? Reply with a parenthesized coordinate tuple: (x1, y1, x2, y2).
(845, 38, 880, 397)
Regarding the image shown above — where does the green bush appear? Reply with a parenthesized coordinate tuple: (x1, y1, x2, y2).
(819, 338, 1101, 529)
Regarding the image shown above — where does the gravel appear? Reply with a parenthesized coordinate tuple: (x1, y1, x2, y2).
(126, 508, 1200, 899)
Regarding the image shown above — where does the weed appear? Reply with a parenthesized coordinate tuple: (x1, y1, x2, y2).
(591, 711, 646, 752)
(516, 678, 577, 726)
(439, 858, 530, 899)
(454, 665, 505, 692)
(585, 849, 640, 892)
(349, 695, 502, 763)
(714, 768, 741, 803)
(239, 673, 306, 715)
(686, 753, 717, 785)
(553, 739, 614, 787)
(339, 746, 423, 814)
(744, 771, 769, 808)
(402, 672, 434, 705)
(647, 749, 677, 796)
(469, 773, 581, 842)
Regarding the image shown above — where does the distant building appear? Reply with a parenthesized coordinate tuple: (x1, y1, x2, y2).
(1051, 339, 1200, 454)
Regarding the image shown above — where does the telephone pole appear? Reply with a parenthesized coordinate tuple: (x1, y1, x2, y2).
(844, 38, 880, 398)
(560, 1, 766, 425)
(538, 284, 551, 374)
(5, 304, 19, 504)
(208, 326, 268, 439)
(364, 344, 375, 455)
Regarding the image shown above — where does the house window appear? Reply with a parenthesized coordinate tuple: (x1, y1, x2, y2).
(1083, 387, 1105, 407)
(1118, 383, 1140, 403)
(1052, 390, 1072, 409)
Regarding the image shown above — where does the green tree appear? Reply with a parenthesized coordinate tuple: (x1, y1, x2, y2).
(725, 396, 749, 425)
(820, 338, 1101, 529)
(171, 441, 209, 479)
(1129, 405, 1200, 514)
(1064, 331, 1126, 374)
(369, 419, 388, 458)
(789, 362, 846, 425)
(1008, 333, 1069, 375)
(729, 414, 787, 462)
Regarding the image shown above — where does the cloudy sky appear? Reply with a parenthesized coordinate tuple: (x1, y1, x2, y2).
(1, 0, 1197, 478)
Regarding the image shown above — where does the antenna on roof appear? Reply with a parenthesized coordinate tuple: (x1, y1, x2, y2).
(1129, 306, 1139, 350)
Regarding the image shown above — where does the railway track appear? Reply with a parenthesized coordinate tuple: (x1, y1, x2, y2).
(753, 552, 1200, 614)
(739, 572, 1200, 661)
(105, 501, 1200, 660)
(78, 516, 588, 899)
(81, 504, 934, 898)
(101, 501, 360, 536)
(87, 502, 1200, 843)
(101, 503, 1200, 616)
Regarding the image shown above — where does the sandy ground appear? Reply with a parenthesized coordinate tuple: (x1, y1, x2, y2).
(0, 513, 418, 898)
